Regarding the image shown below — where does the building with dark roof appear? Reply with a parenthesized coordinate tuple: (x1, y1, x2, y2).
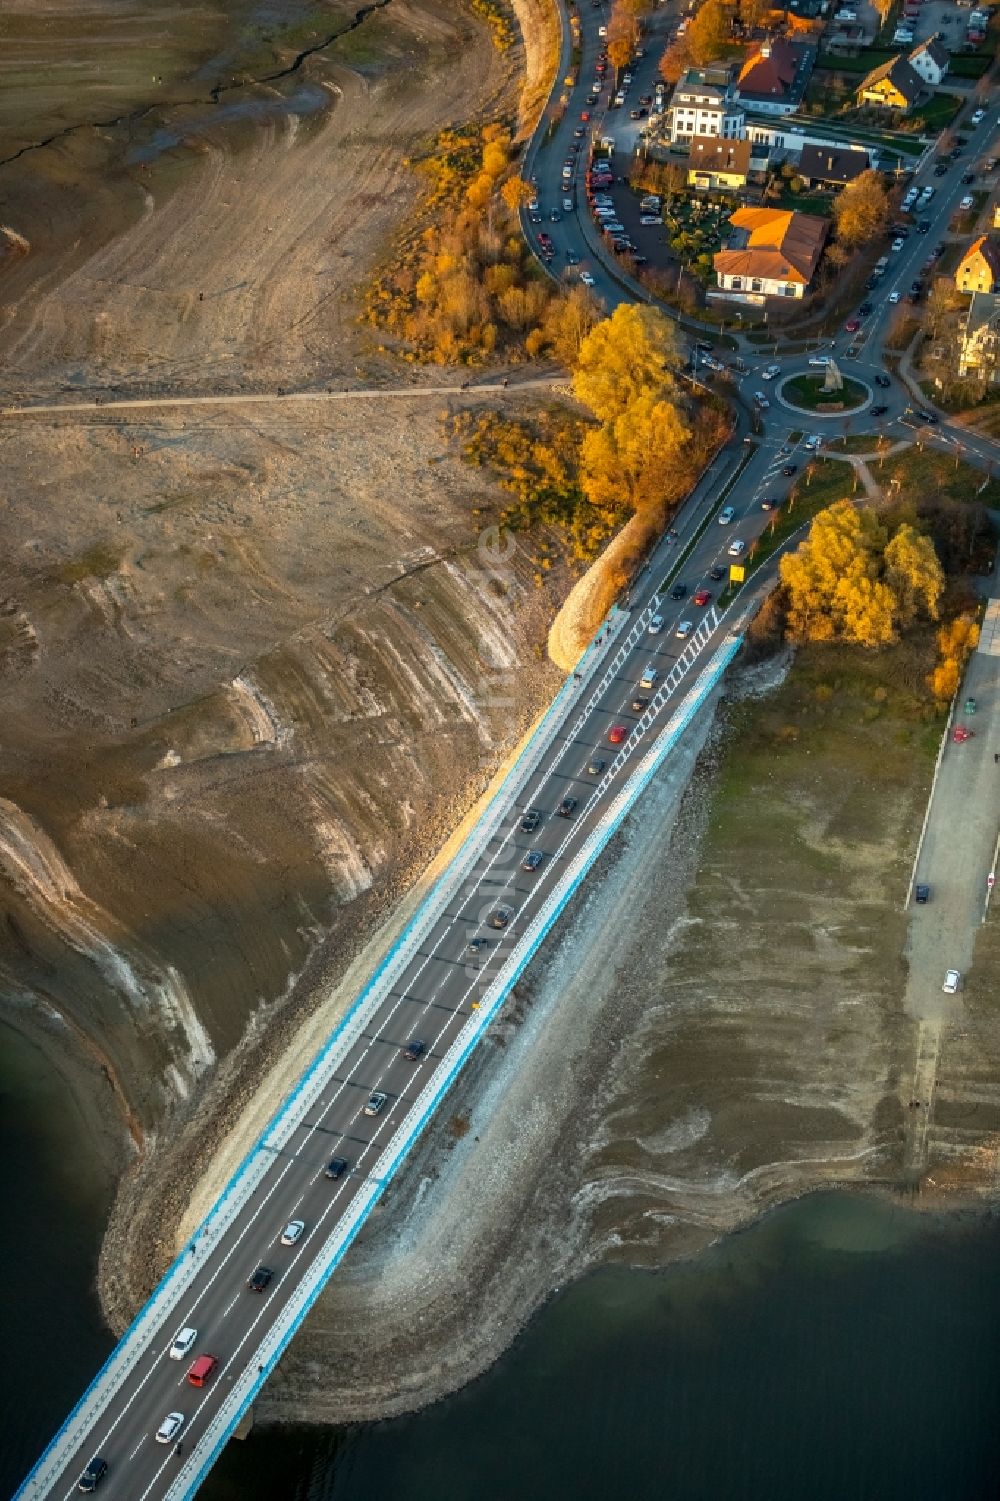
(735, 36, 815, 116)
(797, 143, 871, 188)
(856, 55, 922, 112)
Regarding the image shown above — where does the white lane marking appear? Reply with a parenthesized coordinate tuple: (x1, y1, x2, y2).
(54, 563, 721, 1497)
(129, 1440, 144, 1461)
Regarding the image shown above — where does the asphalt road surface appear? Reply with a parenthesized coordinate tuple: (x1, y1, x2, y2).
(21, 10, 1000, 1495)
(20, 408, 799, 1501)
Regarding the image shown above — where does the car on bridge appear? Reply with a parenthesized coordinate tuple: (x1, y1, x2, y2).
(187, 1354, 218, 1387)
(520, 809, 542, 833)
(608, 724, 627, 744)
(155, 1412, 186, 1445)
(324, 1156, 348, 1179)
(77, 1457, 108, 1492)
(521, 849, 544, 872)
(693, 588, 712, 605)
(557, 795, 578, 817)
(247, 1266, 273, 1292)
(169, 1327, 198, 1361)
(648, 613, 665, 633)
(586, 757, 605, 775)
(675, 620, 693, 639)
(281, 1221, 305, 1246)
(403, 1039, 426, 1061)
(364, 1091, 389, 1115)
(489, 904, 515, 929)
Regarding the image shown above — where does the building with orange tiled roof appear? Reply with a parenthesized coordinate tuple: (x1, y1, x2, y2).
(734, 36, 815, 116)
(956, 236, 1000, 295)
(713, 205, 829, 299)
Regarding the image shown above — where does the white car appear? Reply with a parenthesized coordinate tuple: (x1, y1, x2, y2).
(562, 197, 574, 211)
(971, 108, 985, 125)
(675, 619, 693, 639)
(753, 391, 770, 409)
(639, 665, 659, 688)
(648, 613, 665, 634)
(718, 506, 735, 524)
(580, 271, 596, 286)
(727, 538, 746, 557)
(156, 1413, 186, 1445)
(889, 290, 900, 304)
(808, 355, 831, 367)
(942, 969, 961, 994)
(761, 364, 781, 380)
(280, 1220, 305, 1246)
(639, 213, 661, 225)
(169, 1328, 198, 1361)
(803, 434, 823, 451)
(891, 237, 905, 252)
(960, 194, 974, 211)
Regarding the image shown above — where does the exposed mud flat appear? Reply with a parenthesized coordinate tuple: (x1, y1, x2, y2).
(255, 648, 1000, 1426)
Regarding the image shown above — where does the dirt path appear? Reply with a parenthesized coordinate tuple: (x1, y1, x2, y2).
(1, 376, 567, 419)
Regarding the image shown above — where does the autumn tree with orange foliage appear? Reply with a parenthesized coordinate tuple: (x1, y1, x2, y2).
(927, 614, 980, 703)
(780, 501, 942, 648)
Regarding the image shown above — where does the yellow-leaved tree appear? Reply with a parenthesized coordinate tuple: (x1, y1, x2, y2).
(781, 500, 945, 648)
(580, 392, 691, 512)
(884, 522, 943, 627)
(927, 614, 980, 702)
(572, 304, 682, 422)
(832, 169, 890, 251)
(686, 0, 731, 64)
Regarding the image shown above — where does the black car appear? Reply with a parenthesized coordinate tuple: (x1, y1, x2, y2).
(709, 564, 725, 582)
(915, 883, 930, 904)
(402, 1039, 426, 1061)
(871, 404, 888, 417)
(917, 409, 938, 424)
(916, 220, 930, 233)
(520, 809, 541, 833)
(631, 694, 649, 711)
(875, 373, 891, 388)
(760, 498, 780, 511)
(325, 1155, 348, 1179)
(631, 254, 649, 266)
(586, 757, 605, 775)
(934, 160, 949, 175)
(521, 849, 543, 872)
(781, 464, 797, 477)
(859, 301, 873, 316)
(78, 1458, 108, 1493)
(671, 582, 687, 599)
(489, 904, 515, 929)
(961, 172, 976, 184)
(864, 274, 879, 290)
(247, 1266, 273, 1293)
(557, 796, 578, 818)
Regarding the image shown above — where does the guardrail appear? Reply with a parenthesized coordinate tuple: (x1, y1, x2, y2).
(16, 598, 636, 1501)
(21, 551, 760, 1501)
(179, 612, 748, 1497)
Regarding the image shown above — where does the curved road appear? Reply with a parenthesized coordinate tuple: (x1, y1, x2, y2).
(15, 14, 1000, 1498)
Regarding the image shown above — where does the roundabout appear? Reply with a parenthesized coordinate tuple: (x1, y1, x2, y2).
(778, 369, 871, 417)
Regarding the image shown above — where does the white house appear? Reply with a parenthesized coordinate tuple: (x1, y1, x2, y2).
(908, 36, 950, 87)
(667, 66, 745, 144)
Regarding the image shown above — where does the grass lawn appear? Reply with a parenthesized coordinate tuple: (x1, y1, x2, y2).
(826, 433, 889, 454)
(744, 457, 859, 577)
(781, 373, 868, 412)
(910, 94, 962, 132)
(877, 445, 1000, 507)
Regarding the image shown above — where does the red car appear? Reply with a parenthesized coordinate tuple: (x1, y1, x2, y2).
(580, 110, 591, 120)
(952, 725, 974, 743)
(608, 724, 627, 744)
(845, 317, 861, 333)
(692, 588, 711, 606)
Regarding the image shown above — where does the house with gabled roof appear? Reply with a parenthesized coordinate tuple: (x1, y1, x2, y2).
(908, 36, 950, 86)
(856, 55, 922, 112)
(735, 36, 814, 116)
(956, 236, 1000, 295)
(713, 206, 829, 299)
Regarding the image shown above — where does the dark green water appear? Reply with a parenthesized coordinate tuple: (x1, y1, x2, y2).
(5, 1033, 1000, 1501)
(0, 1021, 115, 1495)
(200, 1192, 1000, 1501)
